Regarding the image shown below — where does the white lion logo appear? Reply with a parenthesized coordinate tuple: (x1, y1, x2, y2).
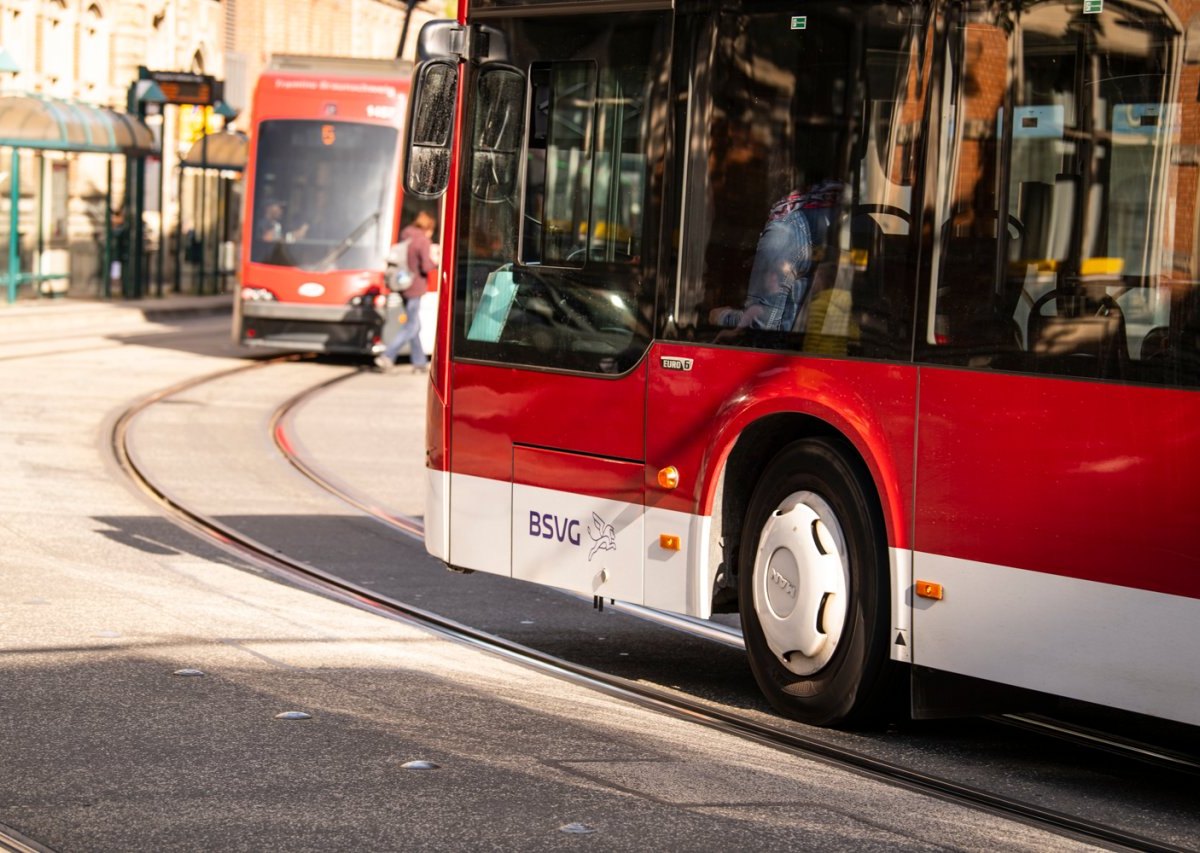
(587, 513, 616, 561)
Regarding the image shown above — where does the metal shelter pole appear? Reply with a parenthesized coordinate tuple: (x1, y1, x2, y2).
(156, 149, 165, 297)
(174, 164, 183, 293)
(7, 149, 18, 303)
(199, 131, 208, 294)
(124, 84, 137, 299)
(131, 154, 146, 297)
(217, 175, 225, 291)
(103, 158, 113, 298)
(35, 155, 44, 296)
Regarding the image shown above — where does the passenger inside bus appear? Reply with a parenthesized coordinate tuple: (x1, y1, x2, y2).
(676, 3, 923, 361)
(708, 178, 844, 333)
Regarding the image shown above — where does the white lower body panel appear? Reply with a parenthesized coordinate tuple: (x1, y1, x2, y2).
(432, 472, 1199, 725)
(644, 505, 714, 618)
(424, 468, 450, 561)
(513, 483, 643, 602)
(446, 472, 511, 575)
(912, 552, 1200, 726)
(436, 473, 907, 630)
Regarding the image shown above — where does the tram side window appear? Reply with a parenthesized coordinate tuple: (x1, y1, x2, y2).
(926, 0, 1200, 388)
(454, 12, 668, 374)
(671, 2, 927, 359)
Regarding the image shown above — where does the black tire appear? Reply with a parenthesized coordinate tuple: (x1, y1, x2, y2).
(738, 437, 901, 727)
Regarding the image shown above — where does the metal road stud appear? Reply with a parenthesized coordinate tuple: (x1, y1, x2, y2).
(274, 711, 312, 721)
(173, 668, 205, 677)
(401, 760, 440, 770)
(560, 823, 597, 835)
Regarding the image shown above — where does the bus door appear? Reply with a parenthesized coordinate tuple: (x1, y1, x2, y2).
(446, 5, 673, 603)
(913, 0, 1200, 724)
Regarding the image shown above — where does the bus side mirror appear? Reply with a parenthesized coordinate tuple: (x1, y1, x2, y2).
(417, 20, 466, 61)
(404, 59, 459, 200)
(417, 20, 510, 64)
(471, 65, 526, 203)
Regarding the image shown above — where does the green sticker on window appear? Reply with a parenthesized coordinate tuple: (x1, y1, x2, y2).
(1083, 0, 1102, 13)
(791, 15, 808, 29)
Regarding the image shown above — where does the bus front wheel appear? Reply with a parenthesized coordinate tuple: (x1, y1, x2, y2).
(738, 438, 897, 727)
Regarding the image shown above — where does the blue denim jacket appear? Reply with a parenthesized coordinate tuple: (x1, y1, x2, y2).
(718, 186, 839, 332)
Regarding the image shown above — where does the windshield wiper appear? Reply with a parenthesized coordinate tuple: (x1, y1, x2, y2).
(314, 209, 382, 271)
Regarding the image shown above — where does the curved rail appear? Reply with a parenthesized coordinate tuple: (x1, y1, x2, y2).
(272, 371, 1200, 778)
(269, 372, 425, 540)
(109, 362, 1196, 853)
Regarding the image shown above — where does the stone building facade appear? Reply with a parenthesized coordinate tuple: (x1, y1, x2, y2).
(0, 0, 447, 299)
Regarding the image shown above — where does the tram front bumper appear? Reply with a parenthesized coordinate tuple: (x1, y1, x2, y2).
(238, 301, 393, 355)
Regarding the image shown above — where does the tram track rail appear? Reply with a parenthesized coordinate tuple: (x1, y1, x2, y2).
(272, 367, 1200, 778)
(113, 361, 1195, 853)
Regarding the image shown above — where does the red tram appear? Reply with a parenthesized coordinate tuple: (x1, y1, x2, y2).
(235, 54, 426, 356)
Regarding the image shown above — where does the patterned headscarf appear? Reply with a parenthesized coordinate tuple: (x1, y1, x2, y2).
(766, 179, 844, 223)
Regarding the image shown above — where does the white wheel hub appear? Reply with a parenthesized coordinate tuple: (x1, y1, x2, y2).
(751, 491, 849, 676)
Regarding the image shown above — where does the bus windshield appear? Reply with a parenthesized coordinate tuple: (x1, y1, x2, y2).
(250, 120, 398, 271)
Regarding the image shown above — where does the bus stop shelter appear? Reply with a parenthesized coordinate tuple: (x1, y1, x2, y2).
(0, 93, 158, 303)
(177, 129, 246, 295)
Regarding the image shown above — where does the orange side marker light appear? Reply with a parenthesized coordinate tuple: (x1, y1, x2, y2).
(659, 534, 681, 552)
(657, 466, 680, 490)
(916, 580, 944, 600)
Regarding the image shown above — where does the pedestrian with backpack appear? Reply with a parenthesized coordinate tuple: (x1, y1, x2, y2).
(376, 209, 437, 373)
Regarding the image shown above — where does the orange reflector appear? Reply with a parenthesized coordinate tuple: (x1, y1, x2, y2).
(659, 534, 681, 551)
(915, 580, 944, 600)
(657, 466, 680, 490)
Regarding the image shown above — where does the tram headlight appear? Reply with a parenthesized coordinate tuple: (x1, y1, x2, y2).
(241, 287, 277, 302)
(348, 288, 390, 309)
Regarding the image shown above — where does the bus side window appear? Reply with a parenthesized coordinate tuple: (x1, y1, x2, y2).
(521, 61, 597, 267)
(928, 0, 1200, 387)
(675, 3, 923, 360)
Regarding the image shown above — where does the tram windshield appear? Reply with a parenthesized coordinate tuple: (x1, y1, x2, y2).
(250, 120, 398, 271)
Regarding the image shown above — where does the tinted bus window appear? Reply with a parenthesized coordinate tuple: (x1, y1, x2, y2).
(924, 0, 1200, 388)
(454, 12, 669, 375)
(669, 2, 928, 359)
(250, 120, 398, 271)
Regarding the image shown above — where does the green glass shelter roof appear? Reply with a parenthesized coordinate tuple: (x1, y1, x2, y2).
(0, 94, 158, 155)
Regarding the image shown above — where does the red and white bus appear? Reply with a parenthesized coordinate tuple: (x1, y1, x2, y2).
(235, 54, 436, 357)
(404, 0, 1200, 728)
